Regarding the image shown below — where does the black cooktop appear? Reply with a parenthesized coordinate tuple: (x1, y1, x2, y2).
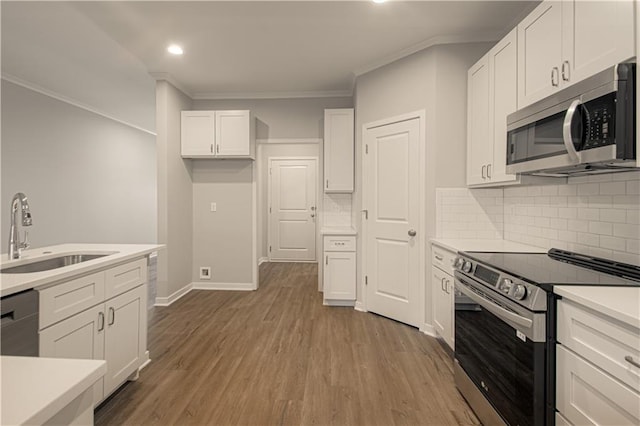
(462, 249, 640, 289)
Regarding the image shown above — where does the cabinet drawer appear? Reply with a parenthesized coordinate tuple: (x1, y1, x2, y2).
(323, 236, 355, 252)
(557, 299, 640, 391)
(39, 272, 105, 329)
(432, 245, 456, 273)
(105, 258, 147, 299)
(556, 345, 640, 426)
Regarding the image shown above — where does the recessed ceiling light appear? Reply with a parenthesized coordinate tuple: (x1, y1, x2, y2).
(373, 0, 386, 3)
(167, 44, 183, 55)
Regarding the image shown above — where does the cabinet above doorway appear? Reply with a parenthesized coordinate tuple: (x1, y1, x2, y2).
(181, 110, 255, 159)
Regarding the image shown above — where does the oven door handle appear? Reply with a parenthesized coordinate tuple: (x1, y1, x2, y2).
(562, 99, 581, 163)
(456, 280, 533, 330)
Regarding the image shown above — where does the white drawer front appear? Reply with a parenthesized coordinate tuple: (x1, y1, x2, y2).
(39, 272, 105, 330)
(105, 258, 147, 299)
(432, 244, 456, 273)
(556, 345, 640, 426)
(557, 300, 640, 391)
(323, 236, 355, 252)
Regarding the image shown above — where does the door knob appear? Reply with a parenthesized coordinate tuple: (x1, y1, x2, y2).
(408, 229, 417, 237)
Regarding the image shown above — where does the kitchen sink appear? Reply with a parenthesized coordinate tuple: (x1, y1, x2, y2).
(1, 254, 110, 274)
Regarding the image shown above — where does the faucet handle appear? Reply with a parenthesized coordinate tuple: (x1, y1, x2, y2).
(20, 231, 30, 250)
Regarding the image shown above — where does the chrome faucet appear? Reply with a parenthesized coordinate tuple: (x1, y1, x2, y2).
(8, 192, 32, 259)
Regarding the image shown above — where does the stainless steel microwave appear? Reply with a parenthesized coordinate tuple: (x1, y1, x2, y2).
(506, 63, 636, 176)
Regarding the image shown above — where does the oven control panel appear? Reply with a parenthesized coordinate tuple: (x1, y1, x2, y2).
(454, 255, 546, 311)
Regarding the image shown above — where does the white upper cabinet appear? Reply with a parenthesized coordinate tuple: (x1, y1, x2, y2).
(518, 0, 635, 109)
(181, 110, 255, 159)
(181, 111, 215, 157)
(324, 108, 354, 193)
(467, 28, 519, 187)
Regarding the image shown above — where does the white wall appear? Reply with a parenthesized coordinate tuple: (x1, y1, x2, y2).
(353, 42, 492, 328)
(1, 80, 157, 249)
(155, 80, 194, 301)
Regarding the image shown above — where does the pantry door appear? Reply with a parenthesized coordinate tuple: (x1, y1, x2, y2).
(363, 113, 424, 328)
(268, 158, 317, 262)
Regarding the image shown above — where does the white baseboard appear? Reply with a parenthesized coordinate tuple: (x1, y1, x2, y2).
(258, 257, 269, 265)
(420, 323, 437, 337)
(192, 282, 255, 291)
(323, 299, 356, 307)
(154, 283, 193, 307)
(354, 301, 367, 312)
(139, 351, 151, 371)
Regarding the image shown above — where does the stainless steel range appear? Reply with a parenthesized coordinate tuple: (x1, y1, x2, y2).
(453, 249, 640, 426)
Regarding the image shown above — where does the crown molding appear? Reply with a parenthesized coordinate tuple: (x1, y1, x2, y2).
(149, 72, 194, 98)
(192, 89, 353, 100)
(353, 32, 500, 77)
(2, 73, 156, 136)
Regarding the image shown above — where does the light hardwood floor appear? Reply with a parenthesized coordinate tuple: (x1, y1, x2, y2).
(95, 262, 479, 426)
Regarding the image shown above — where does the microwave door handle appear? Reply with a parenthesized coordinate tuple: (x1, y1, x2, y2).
(562, 99, 581, 163)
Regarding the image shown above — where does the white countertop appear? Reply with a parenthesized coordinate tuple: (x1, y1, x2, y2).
(1, 356, 106, 426)
(321, 227, 357, 236)
(554, 286, 640, 329)
(1, 243, 163, 297)
(430, 238, 546, 254)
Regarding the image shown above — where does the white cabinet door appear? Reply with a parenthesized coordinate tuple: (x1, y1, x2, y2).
(103, 285, 146, 398)
(432, 267, 453, 349)
(517, 1, 563, 108)
(562, 0, 635, 86)
(39, 304, 105, 406)
(215, 110, 253, 157)
(324, 108, 354, 193)
(181, 111, 215, 158)
(467, 55, 492, 185)
(489, 28, 518, 185)
(324, 252, 356, 300)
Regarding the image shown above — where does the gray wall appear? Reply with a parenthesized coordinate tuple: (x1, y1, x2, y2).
(192, 160, 254, 284)
(353, 42, 491, 327)
(156, 80, 193, 299)
(1, 80, 157, 250)
(193, 97, 353, 263)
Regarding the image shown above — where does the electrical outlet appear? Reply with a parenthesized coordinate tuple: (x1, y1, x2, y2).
(210, 202, 217, 212)
(199, 266, 211, 280)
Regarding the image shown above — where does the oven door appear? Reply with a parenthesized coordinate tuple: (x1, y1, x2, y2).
(454, 273, 547, 426)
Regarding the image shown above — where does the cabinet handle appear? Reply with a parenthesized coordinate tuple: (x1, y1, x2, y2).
(487, 163, 492, 179)
(551, 67, 559, 87)
(326, 255, 329, 265)
(445, 279, 451, 294)
(216, 144, 220, 154)
(561, 60, 570, 82)
(108, 307, 115, 325)
(210, 144, 213, 154)
(98, 312, 105, 331)
(625, 355, 640, 368)
(441, 277, 446, 292)
(435, 255, 443, 261)
(481, 164, 486, 179)
(326, 179, 329, 189)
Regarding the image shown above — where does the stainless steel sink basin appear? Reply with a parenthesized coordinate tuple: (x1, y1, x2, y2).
(1, 254, 110, 274)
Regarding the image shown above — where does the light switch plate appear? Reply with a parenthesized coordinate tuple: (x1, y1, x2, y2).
(210, 202, 217, 212)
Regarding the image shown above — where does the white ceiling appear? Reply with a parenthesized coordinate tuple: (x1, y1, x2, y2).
(1, 1, 538, 131)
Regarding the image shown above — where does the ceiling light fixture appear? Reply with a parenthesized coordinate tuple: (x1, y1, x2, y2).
(167, 44, 183, 55)
(373, 0, 386, 3)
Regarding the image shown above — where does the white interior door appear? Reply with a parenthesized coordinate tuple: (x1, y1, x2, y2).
(269, 158, 317, 261)
(364, 117, 421, 327)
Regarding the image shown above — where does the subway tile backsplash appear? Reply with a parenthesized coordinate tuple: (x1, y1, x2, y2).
(436, 170, 640, 265)
(323, 193, 352, 227)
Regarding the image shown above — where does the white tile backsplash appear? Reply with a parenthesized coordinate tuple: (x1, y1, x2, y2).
(322, 193, 352, 227)
(436, 170, 640, 265)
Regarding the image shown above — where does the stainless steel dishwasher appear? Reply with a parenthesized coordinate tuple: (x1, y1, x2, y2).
(1, 289, 39, 356)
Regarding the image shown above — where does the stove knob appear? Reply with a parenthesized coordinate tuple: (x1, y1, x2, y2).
(513, 284, 527, 300)
(462, 261, 472, 273)
(500, 278, 513, 294)
(454, 257, 464, 269)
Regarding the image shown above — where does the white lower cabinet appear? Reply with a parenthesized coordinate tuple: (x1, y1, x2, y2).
(556, 299, 640, 425)
(323, 235, 356, 304)
(431, 243, 456, 350)
(39, 258, 148, 407)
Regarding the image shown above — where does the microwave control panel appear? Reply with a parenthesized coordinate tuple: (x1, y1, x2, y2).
(582, 93, 616, 149)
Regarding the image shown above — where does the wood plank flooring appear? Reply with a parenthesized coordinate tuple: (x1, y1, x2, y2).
(95, 262, 479, 426)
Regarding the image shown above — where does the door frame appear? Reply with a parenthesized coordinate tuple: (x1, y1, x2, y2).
(267, 156, 319, 263)
(360, 110, 426, 327)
